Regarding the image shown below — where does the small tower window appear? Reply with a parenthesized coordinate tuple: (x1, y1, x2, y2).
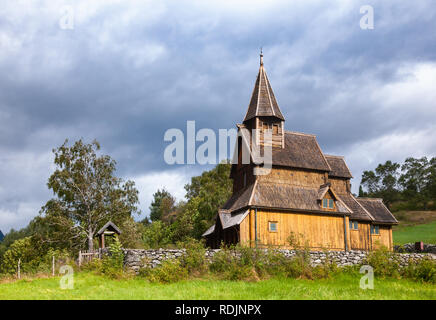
(269, 221, 278, 232)
(243, 172, 247, 188)
(273, 124, 279, 134)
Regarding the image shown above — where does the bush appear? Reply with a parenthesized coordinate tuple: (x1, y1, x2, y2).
(101, 237, 125, 278)
(80, 258, 103, 273)
(402, 257, 436, 283)
(178, 238, 207, 275)
(0, 237, 40, 274)
(364, 248, 401, 278)
(139, 259, 188, 283)
(282, 250, 316, 279)
(209, 245, 257, 281)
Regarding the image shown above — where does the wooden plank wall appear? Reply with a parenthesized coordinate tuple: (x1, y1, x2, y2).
(258, 168, 327, 187)
(240, 210, 393, 251)
(242, 209, 347, 251)
(350, 222, 371, 250)
(372, 227, 392, 250)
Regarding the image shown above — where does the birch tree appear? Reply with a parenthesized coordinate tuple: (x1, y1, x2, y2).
(41, 139, 139, 251)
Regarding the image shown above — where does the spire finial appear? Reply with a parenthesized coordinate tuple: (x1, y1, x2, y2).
(260, 47, 263, 66)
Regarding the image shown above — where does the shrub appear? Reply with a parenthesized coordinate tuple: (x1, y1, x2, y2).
(281, 250, 315, 279)
(0, 237, 40, 274)
(402, 257, 436, 283)
(178, 238, 207, 275)
(80, 257, 103, 273)
(209, 245, 258, 281)
(364, 248, 401, 278)
(208, 245, 330, 281)
(101, 237, 125, 278)
(139, 259, 188, 283)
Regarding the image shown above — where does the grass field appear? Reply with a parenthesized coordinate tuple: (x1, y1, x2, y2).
(393, 211, 436, 245)
(0, 272, 435, 300)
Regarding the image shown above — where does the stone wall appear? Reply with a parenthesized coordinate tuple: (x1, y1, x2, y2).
(394, 243, 436, 254)
(122, 248, 434, 273)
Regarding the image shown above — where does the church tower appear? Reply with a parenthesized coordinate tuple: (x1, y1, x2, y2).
(243, 51, 285, 148)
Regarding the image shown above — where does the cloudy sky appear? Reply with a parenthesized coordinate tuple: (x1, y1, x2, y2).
(1, 0, 435, 233)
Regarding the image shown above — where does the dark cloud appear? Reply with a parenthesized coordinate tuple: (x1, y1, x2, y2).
(1, 0, 436, 232)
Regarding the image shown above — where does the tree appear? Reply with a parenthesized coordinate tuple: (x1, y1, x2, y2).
(361, 160, 400, 208)
(398, 157, 432, 209)
(149, 189, 176, 222)
(358, 185, 365, 197)
(0, 237, 38, 274)
(184, 161, 232, 237)
(427, 157, 436, 205)
(41, 139, 140, 251)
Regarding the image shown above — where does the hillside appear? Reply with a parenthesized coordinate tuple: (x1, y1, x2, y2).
(393, 211, 436, 245)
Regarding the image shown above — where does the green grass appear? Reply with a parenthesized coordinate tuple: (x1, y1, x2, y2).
(0, 272, 435, 300)
(393, 220, 436, 245)
(392, 211, 436, 245)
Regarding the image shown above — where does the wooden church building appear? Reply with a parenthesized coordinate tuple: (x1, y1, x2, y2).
(203, 53, 398, 251)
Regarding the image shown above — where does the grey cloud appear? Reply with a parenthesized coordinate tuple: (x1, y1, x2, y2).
(1, 0, 436, 231)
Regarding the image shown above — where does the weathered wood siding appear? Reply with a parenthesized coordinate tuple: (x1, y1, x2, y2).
(350, 222, 371, 250)
(258, 167, 327, 187)
(239, 213, 250, 245)
(349, 223, 393, 251)
(329, 178, 349, 194)
(371, 226, 393, 250)
(242, 209, 347, 251)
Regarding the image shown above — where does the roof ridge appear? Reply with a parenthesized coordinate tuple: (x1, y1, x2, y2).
(284, 130, 317, 137)
(324, 154, 345, 159)
(357, 197, 384, 201)
(352, 195, 376, 220)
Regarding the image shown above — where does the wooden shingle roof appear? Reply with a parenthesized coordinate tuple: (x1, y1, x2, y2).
(221, 181, 351, 215)
(243, 55, 285, 122)
(97, 221, 122, 236)
(271, 131, 332, 171)
(325, 155, 353, 179)
(336, 193, 374, 222)
(237, 127, 332, 172)
(357, 198, 399, 224)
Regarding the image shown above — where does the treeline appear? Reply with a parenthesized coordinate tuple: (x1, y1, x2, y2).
(0, 139, 232, 275)
(140, 162, 232, 248)
(360, 157, 436, 211)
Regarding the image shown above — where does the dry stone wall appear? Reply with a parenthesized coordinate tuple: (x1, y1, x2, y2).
(394, 243, 436, 254)
(122, 248, 434, 273)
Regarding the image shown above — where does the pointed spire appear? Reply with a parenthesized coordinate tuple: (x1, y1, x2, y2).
(260, 47, 263, 66)
(243, 52, 285, 123)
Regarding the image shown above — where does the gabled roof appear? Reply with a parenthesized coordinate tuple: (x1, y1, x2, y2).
(243, 54, 285, 122)
(357, 198, 399, 224)
(336, 193, 374, 222)
(221, 182, 256, 213)
(221, 180, 351, 215)
(235, 127, 332, 172)
(219, 209, 250, 229)
(96, 221, 122, 236)
(325, 155, 353, 179)
(202, 224, 215, 237)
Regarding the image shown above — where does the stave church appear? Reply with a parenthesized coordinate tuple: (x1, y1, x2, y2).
(203, 53, 397, 251)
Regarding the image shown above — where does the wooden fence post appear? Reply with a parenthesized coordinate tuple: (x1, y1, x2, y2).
(78, 250, 82, 268)
(17, 258, 21, 280)
(52, 255, 55, 276)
